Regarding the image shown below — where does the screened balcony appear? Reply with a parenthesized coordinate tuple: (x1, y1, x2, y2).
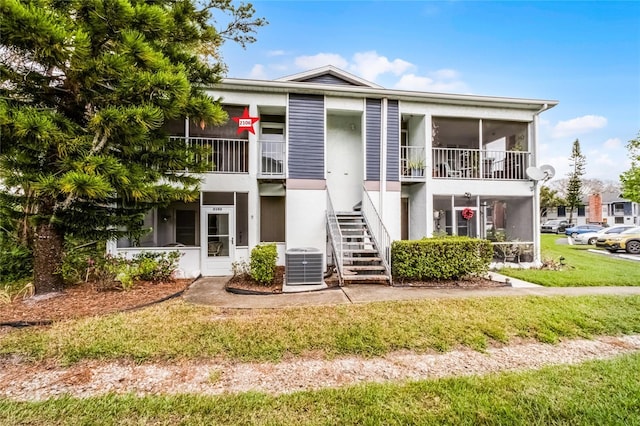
(431, 148, 530, 180)
(170, 136, 249, 173)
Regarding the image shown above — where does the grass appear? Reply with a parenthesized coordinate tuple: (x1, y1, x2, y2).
(2, 295, 640, 364)
(0, 279, 33, 304)
(1, 352, 639, 425)
(499, 234, 640, 286)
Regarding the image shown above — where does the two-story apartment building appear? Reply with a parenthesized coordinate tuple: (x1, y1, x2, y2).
(545, 191, 639, 227)
(108, 66, 558, 284)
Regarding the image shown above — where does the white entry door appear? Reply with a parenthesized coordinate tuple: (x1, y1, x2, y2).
(201, 207, 235, 276)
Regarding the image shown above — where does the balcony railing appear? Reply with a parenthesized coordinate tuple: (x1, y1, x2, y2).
(258, 140, 285, 178)
(400, 146, 426, 180)
(170, 136, 249, 173)
(431, 148, 530, 180)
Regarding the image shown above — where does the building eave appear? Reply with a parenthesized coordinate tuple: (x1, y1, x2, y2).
(210, 78, 559, 111)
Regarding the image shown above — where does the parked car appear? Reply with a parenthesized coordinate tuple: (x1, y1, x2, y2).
(564, 224, 604, 237)
(596, 226, 640, 254)
(541, 220, 570, 234)
(571, 225, 636, 245)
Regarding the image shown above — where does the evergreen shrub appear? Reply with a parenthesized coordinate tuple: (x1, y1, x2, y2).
(391, 237, 493, 281)
(250, 244, 278, 285)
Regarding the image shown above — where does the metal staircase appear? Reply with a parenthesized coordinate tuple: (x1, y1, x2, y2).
(333, 211, 390, 285)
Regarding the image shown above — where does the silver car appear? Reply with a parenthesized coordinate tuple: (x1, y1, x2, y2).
(571, 225, 636, 245)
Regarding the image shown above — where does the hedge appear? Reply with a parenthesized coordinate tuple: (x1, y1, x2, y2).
(391, 237, 493, 281)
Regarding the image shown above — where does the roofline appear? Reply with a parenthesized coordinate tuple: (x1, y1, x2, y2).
(211, 77, 559, 111)
(276, 65, 384, 89)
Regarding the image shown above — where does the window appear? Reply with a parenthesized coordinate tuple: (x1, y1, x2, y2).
(613, 203, 624, 215)
(615, 217, 624, 224)
(236, 193, 248, 247)
(557, 206, 566, 217)
(577, 206, 585, 217)
(260, 196, 285, 242)
(202, 192, 234, 205)
(175, 210, 196, 245)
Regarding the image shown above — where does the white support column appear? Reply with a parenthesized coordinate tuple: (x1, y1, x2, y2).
(475, 195, 481, 238)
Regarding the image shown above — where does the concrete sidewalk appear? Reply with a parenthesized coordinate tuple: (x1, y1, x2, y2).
(183, 274, 640, 310)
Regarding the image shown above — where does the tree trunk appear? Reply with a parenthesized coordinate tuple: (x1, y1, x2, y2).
(33, 222, 65, 294)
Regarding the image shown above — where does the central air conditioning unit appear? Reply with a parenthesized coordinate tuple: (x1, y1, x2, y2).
(285, 247, 323, 285)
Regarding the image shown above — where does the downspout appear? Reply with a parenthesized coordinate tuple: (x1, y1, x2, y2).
(532, 103, 549, 266)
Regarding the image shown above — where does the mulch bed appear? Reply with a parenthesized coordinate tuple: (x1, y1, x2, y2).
(225, 266, 284, 294)
(1, 271, 509, 326)
(0, 279, 193, 324)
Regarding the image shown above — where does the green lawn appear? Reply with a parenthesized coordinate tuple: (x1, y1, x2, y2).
(499, 234, 640, 286)
(2, 353, 639, 425)
(2, 295, 640, 364)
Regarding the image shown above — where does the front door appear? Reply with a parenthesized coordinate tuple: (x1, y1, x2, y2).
(201, 207, 235, 276)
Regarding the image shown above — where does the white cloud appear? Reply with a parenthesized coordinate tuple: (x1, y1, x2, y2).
(551, 115, 608, 138)
(248, 64, 268, 80)
(603, 138, 621, 149)
(348, 51, 413, 82)
(430, 68, 460, 80)
(393, 72, 467, 93)
(294, 53, 348, 70)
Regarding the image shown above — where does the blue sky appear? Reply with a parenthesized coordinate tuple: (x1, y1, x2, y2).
(219, 1, 640, 183)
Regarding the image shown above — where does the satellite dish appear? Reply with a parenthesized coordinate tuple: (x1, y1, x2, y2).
(526, 166, 545, 181)
(540, 164, 556, 180)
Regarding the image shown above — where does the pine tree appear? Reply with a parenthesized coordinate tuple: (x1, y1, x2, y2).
(565, 139, 586, 224)
(0, 0, 266, 294)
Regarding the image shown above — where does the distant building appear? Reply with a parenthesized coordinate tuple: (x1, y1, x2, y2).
(545, 191, 639, 226)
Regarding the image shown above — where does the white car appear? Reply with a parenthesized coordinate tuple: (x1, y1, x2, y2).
(571, 225, 636, 245)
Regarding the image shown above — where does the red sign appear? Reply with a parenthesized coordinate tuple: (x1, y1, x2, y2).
(232, 107, 260, 134)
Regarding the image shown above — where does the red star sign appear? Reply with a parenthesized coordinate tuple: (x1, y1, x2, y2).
(231, 107, 260, 134)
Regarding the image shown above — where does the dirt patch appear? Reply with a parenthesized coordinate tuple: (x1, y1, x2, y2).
(393, 276, 510, 289)
(0, 279, 192, 324)
(2, 335, 639, 401)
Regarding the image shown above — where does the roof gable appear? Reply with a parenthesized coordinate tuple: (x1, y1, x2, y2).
(276, 65, 383, 89)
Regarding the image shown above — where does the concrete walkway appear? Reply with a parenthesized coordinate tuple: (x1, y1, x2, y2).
(183, 273, 640, 309)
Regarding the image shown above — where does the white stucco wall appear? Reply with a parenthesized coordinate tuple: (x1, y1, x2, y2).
(383, 190, 402, 242)
(286, 189, 327, 265)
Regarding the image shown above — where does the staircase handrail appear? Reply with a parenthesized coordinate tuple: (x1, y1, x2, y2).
(361, 186, 392, 277)
(326, 190, 344, 284)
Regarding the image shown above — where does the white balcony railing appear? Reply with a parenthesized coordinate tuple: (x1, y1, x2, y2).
(258, 140, 285, 178)
(170, 136, 249, 173)
(400, 146, 426, 180)
(431, 148, 530, 180)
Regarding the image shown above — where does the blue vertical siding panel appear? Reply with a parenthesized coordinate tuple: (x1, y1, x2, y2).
(366, 99, 381, 181)
(386, 100, 400, 181)
(288, 94, 325, 179)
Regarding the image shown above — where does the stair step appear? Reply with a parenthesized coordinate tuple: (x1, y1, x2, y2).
(344, 256, 382, 262)
(344, 249, 378, 254)
(336, 211, 362, 216)
(344, 265, 386, 271)
(343, 274, 390, 282)
(341, 229, 368, 234)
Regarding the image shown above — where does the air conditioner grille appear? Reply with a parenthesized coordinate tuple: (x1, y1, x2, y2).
(286, 248, 323, 285)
